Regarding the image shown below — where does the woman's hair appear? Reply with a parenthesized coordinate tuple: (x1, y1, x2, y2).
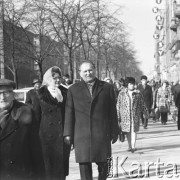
(51, 67, 61, 77)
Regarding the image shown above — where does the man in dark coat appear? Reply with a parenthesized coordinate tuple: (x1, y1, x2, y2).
(173, 81, 180, 103)
(64, 61, 119, 180)
(138, 75, 153, 129)
(25, 78, 41, 132)
(0, 79, 45, 179)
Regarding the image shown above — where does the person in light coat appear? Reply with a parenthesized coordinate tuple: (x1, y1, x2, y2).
(117, 77, 148, 153)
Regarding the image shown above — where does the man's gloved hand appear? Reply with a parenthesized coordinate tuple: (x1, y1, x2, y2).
(111, 134, 118, 144)
(64, 136, 72, 146)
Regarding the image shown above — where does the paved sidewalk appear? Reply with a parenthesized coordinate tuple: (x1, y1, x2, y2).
(67, 108, 180, 180)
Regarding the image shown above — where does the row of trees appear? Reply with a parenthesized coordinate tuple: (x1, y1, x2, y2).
(2, 0, 142, 84)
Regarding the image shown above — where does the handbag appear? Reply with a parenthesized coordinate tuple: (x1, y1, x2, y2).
(118, 124, 125, 142)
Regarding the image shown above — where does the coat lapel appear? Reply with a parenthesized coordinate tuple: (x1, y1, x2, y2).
(78, 81, 92, 99)
(92, 79, 104, 100)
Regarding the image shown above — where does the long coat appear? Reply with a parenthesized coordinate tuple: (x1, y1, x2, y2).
(138, 84, 153, 110)
(63, 79, 119, 163)
(26, 89, 41, 132)
(157, 87, 171, 112)
(116, 89, 148, 132)
(38, 85, 70, 179)
(0, 100, 45, 180)
(175, 92, 180, 130)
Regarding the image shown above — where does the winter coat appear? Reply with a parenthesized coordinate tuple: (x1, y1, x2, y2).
(25, 89, 41, 132)
(116, 88, 148, 132)
(63, 79, 119, 163)
(138, 84, 153, 110)
(38, 85, 70, 180)
(157, 87, 171, 113)
(0, 100, 45, 180)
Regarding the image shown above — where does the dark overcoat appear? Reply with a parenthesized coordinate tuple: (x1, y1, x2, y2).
(175, 93, 180, 130)
(26, 89, 41, 132)
(38, 85, 70, 179)
(0, 100, 45, 180)
(63, 79, 119, 163)
(138, 84, 153, 110)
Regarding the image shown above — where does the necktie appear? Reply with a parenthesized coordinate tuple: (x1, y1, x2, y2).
(87, 83, 93, 97)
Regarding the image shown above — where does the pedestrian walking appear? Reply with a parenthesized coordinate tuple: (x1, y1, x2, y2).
(175, 90, 180, 130)
(156, 80, 171, 125)
(113, 80, 123, 101)
(117, 77, 148, 153)
(150, 79, 159, 122)
(25, 78, 42, 132)
(138, 75, 153, 129)
(64, 61, 119, 180)
(0, 79, 45, 179)
(38, 66, 71, 180)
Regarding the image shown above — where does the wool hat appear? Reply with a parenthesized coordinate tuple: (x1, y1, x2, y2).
(141, 75, 147, 80)
(0, 79, 16, 89)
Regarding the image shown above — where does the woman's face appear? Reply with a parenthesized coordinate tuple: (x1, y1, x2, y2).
(114, 82, 121, 89)
(128, 83, 135, 91)
(49, 73, 62, 88)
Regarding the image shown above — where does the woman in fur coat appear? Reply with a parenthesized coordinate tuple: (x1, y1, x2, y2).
(38, 66, 70, 180)
(116, 77, 148, 153)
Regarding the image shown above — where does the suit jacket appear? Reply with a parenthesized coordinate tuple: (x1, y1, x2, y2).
(0, 100, 45, 180)
(64, 79, 119, 163)
(138, 84, 153, 110)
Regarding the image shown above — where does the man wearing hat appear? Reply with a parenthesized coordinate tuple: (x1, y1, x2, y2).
(25, 78, 42, 132)
(138, 75, 153, 129)
(0, 79, 45, 179)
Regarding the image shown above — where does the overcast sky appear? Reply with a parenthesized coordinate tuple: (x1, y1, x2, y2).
(106, 0, 161, 75)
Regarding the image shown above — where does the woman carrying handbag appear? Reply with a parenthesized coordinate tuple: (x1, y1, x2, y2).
(116, 77, 148, 153)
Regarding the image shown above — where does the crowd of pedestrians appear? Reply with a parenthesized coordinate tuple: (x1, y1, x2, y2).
(0, 61, 180, 180)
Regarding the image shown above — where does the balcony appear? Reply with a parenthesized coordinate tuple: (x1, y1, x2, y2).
(175, 4, 180, 19)
(170, 18, 178, 32)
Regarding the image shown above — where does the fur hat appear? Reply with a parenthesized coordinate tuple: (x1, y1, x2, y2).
(125, 77, 135, 85)
(141, 75, 147, 80)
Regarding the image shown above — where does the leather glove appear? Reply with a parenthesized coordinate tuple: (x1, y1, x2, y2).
(111, 134, 118, 144)
(64, 136, 72, 146)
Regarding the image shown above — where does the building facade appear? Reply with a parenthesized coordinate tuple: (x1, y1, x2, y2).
(155, 0, 180, 83)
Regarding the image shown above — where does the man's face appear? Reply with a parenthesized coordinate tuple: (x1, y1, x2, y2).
(79, 63, 95, 83)
(0, 86, 14, 110)
(141, 79, 147, 86)
(34, 82, 41, 90)
(128, 83, 135, 91)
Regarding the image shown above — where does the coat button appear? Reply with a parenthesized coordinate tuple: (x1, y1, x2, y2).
(10, 160, 15, 164)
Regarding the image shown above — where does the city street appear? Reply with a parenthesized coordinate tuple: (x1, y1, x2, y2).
(67, 106, 180, 180)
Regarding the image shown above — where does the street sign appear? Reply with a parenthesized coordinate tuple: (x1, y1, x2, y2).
(152, 7, 159, 13)
(158, 41, 164, 48)
(156, 0, 162, 4)
(156, 15, 163, 22)
(158, 49, 164, 56)
(153, 33, 159, 39)
(156, 24, 163, 30)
